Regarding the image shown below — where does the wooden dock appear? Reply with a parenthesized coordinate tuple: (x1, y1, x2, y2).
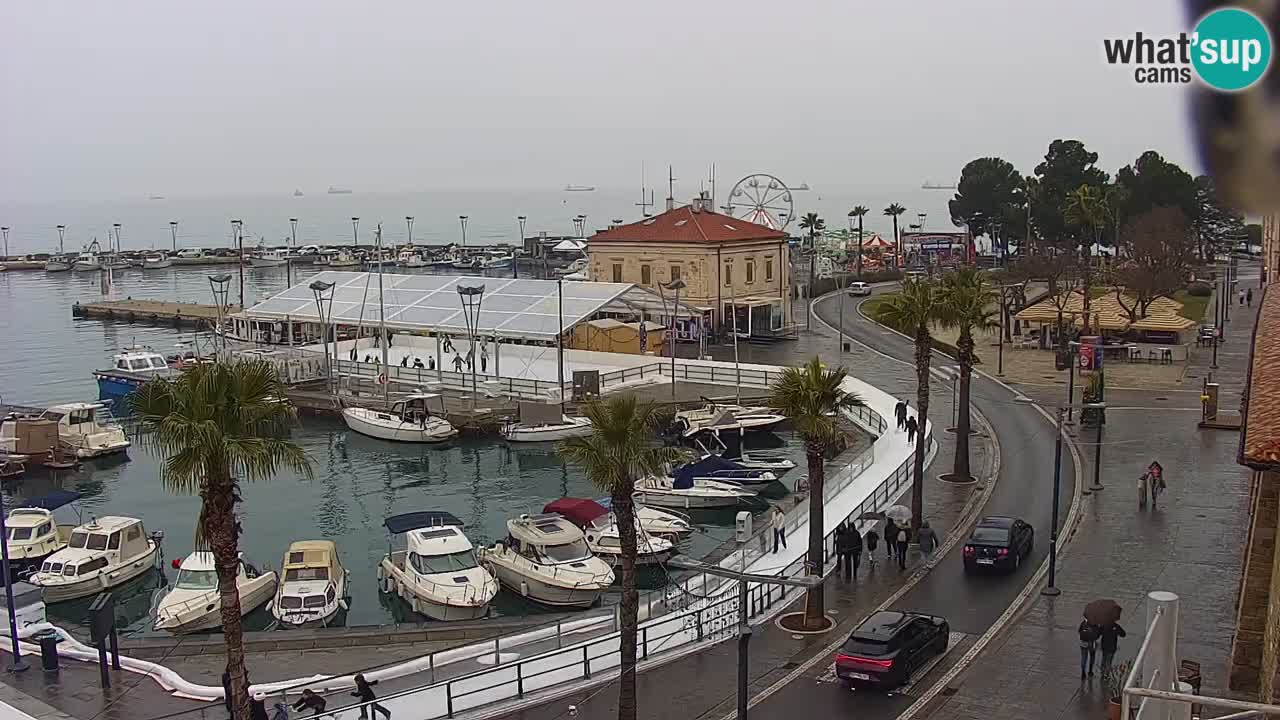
(72, 299, 240, 328)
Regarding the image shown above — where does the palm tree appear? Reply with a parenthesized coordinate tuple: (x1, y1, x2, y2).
(131, 360, 311, 720)
(848, 206, 870, 278)
(877, 278, 944, 530)
(1065, 185, 1109, 332)
(883, 203, 907, 267)
(938, 269, 996, 482)
(768, 358, 864, 628)
(798, 212, 826, 298)
(560, 396, 685, 720)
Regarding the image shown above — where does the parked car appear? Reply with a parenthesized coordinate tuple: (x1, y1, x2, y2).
(963, 516, 1034, 573)
(834, 610, 949, 688)
(847, 281, 872, 297)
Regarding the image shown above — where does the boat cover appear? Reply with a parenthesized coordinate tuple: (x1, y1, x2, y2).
(20, 490, 82, 511)
(384, 511, 464, 534)
(673, 455, 747, 487)
(543, 497, 608, 527)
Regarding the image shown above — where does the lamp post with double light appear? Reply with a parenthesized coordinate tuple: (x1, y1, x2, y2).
(459, 216, 469, 248)
(231, 219, 244, 307)
(457, 284, 485, 407)
(169, 221, 178, 253)
(516, 215, 527, 279)
(2, 226, 10, 258)
(208, 273, 232, 357)
(310, 280, 336, 392)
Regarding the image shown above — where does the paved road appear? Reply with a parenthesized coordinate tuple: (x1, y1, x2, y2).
(740, 288, 1077, 719)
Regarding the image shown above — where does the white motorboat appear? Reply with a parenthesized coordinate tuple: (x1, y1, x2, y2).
(377, 512, 497, 621)
(154, 552, 277, 633)
(45, 255, 73, 272)
(502, 404, 592, 442)
(364, 251, 397, 269)
(342, 394, 457, 443)
(634, 476, 757, 509)
(31, 516, 160, 603)
(249, 248, 289, 267)
(142, 253, 173, 269)
(672, 456, 779, 487)
(326, 251, 360, 268)
(675, 404, 786, 437)
(476, 251, 513, 270)
(544, 498, 675, 568)
(597, 498, 692, 538)
(271, 540, 349, 628)
(38, 402, 130, 458)
(104, 255, 132, 270)
(451, 255, 479, 270)
(94, 346, 177, 408)
(72, 251, 102, 271)
(477, 513, 614, 608)
(3, 491, 82, 578)
(555, 258, 588, 277)
(697, 433, 796, 474)
(397, 250, 427, 268)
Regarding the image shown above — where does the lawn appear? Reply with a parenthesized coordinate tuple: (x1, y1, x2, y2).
(1174, 291, 1209, 322)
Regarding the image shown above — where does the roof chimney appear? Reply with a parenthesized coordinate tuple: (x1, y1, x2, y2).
(691, 196, 703, 213)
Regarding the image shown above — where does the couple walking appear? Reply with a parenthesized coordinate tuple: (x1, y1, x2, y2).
(894, 400, 919, 443)
(1078, 619, 1126, 679)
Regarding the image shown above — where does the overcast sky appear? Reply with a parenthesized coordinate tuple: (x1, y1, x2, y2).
(1, 1, 1197, 201)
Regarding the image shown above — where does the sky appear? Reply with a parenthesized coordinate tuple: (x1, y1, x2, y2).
(0, 0, 1199, 202)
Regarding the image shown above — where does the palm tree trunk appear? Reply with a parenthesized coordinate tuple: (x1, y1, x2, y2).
(612, 484, 640, 720)
(803, 446, 825, 627)
(952, 327, 973, 481)
(856, 217, 864, 278)
(911, 326, 931, 532)
(1081, 240, 1093, 334)
(892, 217, 900, 268)
(205, 481, 250, 720)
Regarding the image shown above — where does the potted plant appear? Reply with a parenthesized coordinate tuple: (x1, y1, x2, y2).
(1102, 659, 1133, 720)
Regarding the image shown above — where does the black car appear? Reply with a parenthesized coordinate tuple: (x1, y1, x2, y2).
(834, 610, 949, 688)
(963, 516, 1033, 573)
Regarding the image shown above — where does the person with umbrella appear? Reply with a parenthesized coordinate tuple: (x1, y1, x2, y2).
(1099, 620, 1127, 674)
(1084, 600, 1124, 675)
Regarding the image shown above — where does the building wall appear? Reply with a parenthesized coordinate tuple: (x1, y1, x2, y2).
(1231, 469, 1280, 695)
(1265, 214, 1278, 285)
(587, 239, 790, 328)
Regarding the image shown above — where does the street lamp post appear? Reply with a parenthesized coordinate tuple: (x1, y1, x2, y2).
(0, 490, 27, 672)
(1044, 405, 1065, 596)
(351, 217, 360, 249)
(230, 220, 244, 308)
(310, 280, 336, 392)
(459, 215, 469, 248)
(208, 273, 232, 357)
(838, 275, 846, 353)
(659, 278, 687, 400)
(286, 218, 299, 287)
(1, 226, 9, 258)
(112, 223, 122, 254)
(457, 284, 486, 408)
(169, 221, 178, 253)
(516, 215, 527, 279)
(56, 224, 66, 255)
(1086, 401, 1106, 494)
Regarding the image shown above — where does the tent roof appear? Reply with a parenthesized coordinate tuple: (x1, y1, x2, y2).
(552, 239, 587, 252)
(240, 271, 639, 342)
(543, 498, 608, 527)
(1131, 315, 1195, 331)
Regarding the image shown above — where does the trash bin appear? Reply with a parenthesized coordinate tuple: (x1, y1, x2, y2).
(34, 630, 59, 672)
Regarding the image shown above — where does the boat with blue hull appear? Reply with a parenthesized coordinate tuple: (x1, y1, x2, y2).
(93, 348, 177, 409)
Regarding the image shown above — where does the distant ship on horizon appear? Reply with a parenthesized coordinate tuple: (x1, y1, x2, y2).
(327, 186, 352, 194)
(148, 194, 166, 200)
(564, 184, 595, 192)
(294, 189, 304, 197)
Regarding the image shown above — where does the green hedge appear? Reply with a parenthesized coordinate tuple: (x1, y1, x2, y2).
(863, 291, 977, 364)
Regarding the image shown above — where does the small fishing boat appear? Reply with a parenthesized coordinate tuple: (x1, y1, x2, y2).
(555, 258, 588, 277)
(477, 513, 614, 608)
(397, 250, 427, 268)
(142, 253, 173, 270)
(3, 491, 80, 579)
(633, 476, 757, 509)
(72, 251, 102, 272)
(376, 512, 497, 621)
(45, 255, 73, 272)
(94, 347, 176, 408)
(154, 552, 277, 633)
(248, 248, 289, 267)
(326, 250, 360, 268)
(342, 394, 457, 443)
(31, 516, 160, 603)
(543, 498, 675, 568)
(38, 402, 130, 458)
(363, 250, 397, 269)
(671, 456, 779, 487)
(104, 255, 132, 270)
(271, 540, 349, 627)
(501, 402, 592, 442)
(451, 254, 479, 270)
(597, 498, 692, 538)
(475, 251, 513, 270)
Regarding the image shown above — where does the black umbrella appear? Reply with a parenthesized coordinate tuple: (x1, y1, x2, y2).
(1084, 599, 1122, 625)
(856, 511, 886, 521)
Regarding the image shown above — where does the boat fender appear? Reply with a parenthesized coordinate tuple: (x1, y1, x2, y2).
(520, 581, 529, 597)
(338, 598, 348, 611)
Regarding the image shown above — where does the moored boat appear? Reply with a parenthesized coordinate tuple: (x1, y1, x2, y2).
(142, 253, 173, 270)
(3, 491, 81, 579)
(501, 403, 592, 442)
(342, 394, 457, 443)
(477, 513, 614, 608)
(376, 512, 497, 621)
(30, 516, 160, 603)
(94, 347, 176, 409)
(633, 475, 757, 509)
(671, 455, 779, 487)
(44, 255, 73, 272)
(597, 497, 692, 538)
(397, 249, 427, 268)
(249, 248, 289, 267)
(271, 540, 349, 627)
(543, 498, 675, 568)
(38, 402, 130, 458)
(154, 552, 277, 633)
(675, 404, 786, 437)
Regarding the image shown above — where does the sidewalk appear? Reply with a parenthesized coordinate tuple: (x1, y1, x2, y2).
(505, 325, 993, 720)
(917, 297, 1259, 720)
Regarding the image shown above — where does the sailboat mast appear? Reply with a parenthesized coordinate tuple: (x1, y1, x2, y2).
(557, 278, 566, 413)
(730, 276, 741, 404)
(376, 224, 389, 405)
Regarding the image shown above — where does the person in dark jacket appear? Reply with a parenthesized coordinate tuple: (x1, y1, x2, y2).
(895, 400, 908, 430)
(353, 673, 391, 719)
(1099, 622, 1127, 674)
(915, 521, 938, 564)
(894, 526, 909, 569)
(292, 689, 327, 717)
(905, 415, 919, 444)
(864, 529, 879, 570)
(883, 519, 898, 560)
(1078, 619, 1100, 679)
(836, 523, 862, 580)
(249, 692, 270, 720)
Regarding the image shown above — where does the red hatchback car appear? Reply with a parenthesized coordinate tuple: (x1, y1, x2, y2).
(834, 611, 949, 688)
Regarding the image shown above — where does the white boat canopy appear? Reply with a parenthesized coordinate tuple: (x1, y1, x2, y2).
(237, 272, 698, 342)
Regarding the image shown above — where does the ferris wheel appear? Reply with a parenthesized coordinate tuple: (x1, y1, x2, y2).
(725, 174, 794, 230)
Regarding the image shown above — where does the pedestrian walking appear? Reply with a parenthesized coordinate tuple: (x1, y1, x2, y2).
(1248, 288, 1255, 308)
(836, 523, 862, 580)
(452, 353, 465, 372)
(352, 673, 391, 720)
(864, 529, 879, 570)
(428, 356, 436, 371)
(1148, 462, 1166, 509)
(400, 355, 408, 367)
(1099, 621, 1127, 674)
(350, 346, 358, 361)
(1240, 289, 1247, 306)
(480, 345, 489, 374)
(916, 520, 937, 564)
(1138, 471, 1149, 509)
(413, 357, 425, 369)
(465, 348, 475, 370)
(770, 505, 786, 553)
(895, 526, 909, 569)
(905, 415, 919, 444)
(1078, 618, 1100, 679)
(895, 400, 908, 430)
(291, 689, 328, 718)
(883, 519, 898, 560)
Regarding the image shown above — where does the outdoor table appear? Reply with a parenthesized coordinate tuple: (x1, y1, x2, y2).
(1127, 345, 1142, 363)
(1159, 347, 1173, 364)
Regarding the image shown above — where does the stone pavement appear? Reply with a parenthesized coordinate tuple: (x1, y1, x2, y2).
(917, 290, 1259, 720)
